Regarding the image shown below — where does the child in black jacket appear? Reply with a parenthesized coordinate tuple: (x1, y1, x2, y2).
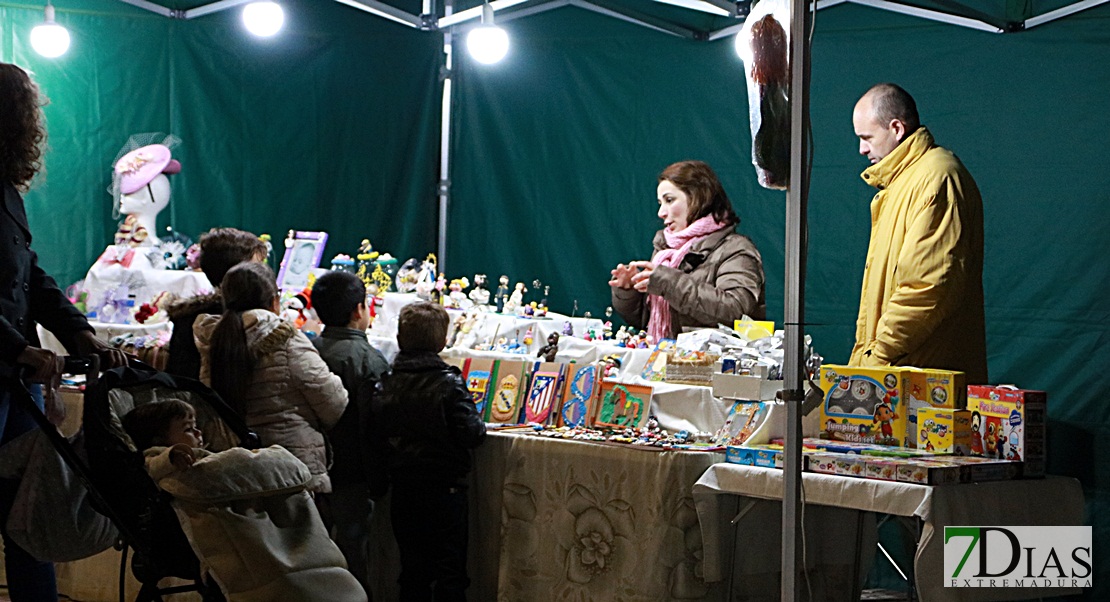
(374, 302, 485, 601)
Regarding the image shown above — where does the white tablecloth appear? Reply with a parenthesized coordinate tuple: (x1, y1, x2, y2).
(693, 464, 1086, 602)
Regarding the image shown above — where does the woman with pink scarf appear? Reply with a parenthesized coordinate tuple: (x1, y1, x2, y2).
(610, 161, 766, 343)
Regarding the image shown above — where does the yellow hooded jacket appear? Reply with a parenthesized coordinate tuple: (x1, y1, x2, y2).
(849, 127, 988, 384)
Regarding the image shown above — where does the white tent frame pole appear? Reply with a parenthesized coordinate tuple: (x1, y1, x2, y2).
(333, 0, 424, 28)
(116, 0, 177, 18)
(437, 0, 454, 272)
(782, 0, 811, 598)
(183, 0, 254, 19)
(439, 0, 533, 27)
(568, 0, 699, 39)
(1026, 0, 1110, 29)
(848, 0, 1002, 33)
(707, 0, 844, 41)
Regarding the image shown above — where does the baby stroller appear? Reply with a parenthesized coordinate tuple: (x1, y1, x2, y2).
(7, 356, 259, 602)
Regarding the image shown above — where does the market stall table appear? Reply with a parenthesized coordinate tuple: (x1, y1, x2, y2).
(693, 463, 1085, 602)
(368, 430, 728, 601)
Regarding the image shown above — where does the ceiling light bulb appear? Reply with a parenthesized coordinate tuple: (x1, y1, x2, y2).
(242, 1, 284, 37)
(467, 3, 509, 65)
(467, 26, 509, 64)
(31, 3, 70, 58)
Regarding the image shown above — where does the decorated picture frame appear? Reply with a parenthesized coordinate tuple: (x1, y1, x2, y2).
(277, 230, 328, 292)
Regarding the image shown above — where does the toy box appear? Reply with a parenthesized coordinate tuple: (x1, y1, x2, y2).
(967, 385, 1046, 477)
(903, 368, 965, 448)
(819, 365, 909, 447)
(917, 408, 972, 454)
(863, 458, 900, 481)
(726, 444, 784, 468)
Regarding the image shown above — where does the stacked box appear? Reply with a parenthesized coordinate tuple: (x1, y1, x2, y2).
(863, 458, 901, 481)
(903, 368, 965, 448)
(807, 453, 840, 475)
(819, 365, 910, 447)
(967, 385, 1046, 477)
(917, 408, 973, 454)
(726, 445, 784, 468)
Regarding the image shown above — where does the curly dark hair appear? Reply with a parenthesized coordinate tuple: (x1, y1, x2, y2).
(0, 63, 48, 191)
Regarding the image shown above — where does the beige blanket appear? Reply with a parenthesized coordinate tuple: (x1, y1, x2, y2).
(149, 445, 366, 602)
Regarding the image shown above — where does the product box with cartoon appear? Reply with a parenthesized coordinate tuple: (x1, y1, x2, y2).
(819, 365, 909, 447)
(917, 408, 973, 454)
(967, 385, 1046, 477)
(903, 368, 965, 448)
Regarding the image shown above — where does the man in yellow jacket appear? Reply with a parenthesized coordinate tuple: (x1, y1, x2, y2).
(849, 83, 988, 384)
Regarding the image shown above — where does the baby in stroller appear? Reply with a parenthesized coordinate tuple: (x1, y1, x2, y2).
(118, 396, 365, 602)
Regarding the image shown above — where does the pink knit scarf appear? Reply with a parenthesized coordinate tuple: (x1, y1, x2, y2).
(647, 215, 730, 343)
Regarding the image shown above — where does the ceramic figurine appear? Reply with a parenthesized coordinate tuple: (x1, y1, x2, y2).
(562, 321, 574, 337)
(616, 325, 631, 347)
(495, 275, 510, 312)
(601, 320, 613, 340)
(523, 325, 534, 346)
(447, 277, 470, 309)
(469, 274, 490, 306)
(396, 258, 422, 293)
(537, 332, 559, 363)
(505, 282, 527, 313)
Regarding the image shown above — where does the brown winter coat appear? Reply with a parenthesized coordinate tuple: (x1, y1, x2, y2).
(611, 228, 766, 339)
(194, 309, 347, 493)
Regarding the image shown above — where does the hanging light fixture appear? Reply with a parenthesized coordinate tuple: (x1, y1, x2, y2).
(31, 1, 71, 58)
(242, 1, 284, 37)
(466, 2, 509, 65)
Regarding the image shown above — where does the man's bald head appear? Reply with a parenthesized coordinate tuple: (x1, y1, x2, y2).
(853, 83, 921, 164)
(862, 83, 920, 134)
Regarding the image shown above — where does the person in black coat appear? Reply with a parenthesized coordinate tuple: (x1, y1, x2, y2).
(374, 301, 485, 601)
(163, 227, 267, 380)
(0, 62, 126, 602)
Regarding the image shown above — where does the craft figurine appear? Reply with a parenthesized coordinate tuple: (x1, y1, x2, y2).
(537, 332, 560, 363)
(615, 325, 631, 347)
(396, 258, 421, 294)
(505, 282, 527, 313)
(112, 142, 181, 247)
(447, 277, 471, 309)
(562, 321, 574, 337)
(414, 254, 439, 301)
(523, 325, 534, 346)
(469, 274, 490, 306)
(494, 275, 510, 312)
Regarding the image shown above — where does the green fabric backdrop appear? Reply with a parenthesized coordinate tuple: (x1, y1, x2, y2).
(2, 0, 441, 283)
(2, 0, 1107, 598)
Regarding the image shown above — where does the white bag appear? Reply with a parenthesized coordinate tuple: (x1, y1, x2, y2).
(0, 429, 118, 562)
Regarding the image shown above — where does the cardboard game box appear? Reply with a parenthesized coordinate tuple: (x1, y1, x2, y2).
(903, 368, 965, 448)
(819, 365, 910, 447)
(917, 408, 972, 454)
(967, 385, 1046, 477)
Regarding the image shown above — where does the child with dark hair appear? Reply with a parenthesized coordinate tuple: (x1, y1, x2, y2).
(166, 228, 268, 380)
(193, 262, 347, 493)
(311, 271, 389, 594)
(122, 398, 206, 473)
(374, 302, 485, 600)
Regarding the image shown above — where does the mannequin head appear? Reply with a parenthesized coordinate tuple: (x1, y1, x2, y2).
(113, 143, 180, 245)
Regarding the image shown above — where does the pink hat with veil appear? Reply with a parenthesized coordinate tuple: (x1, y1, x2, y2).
(114, 144, 181, 194)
